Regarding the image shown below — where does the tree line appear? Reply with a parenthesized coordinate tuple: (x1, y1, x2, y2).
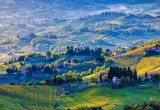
(6, 64, 57, 75)
(66, 46, 103, 56)
(107, 66, 137, 81)
(42, 71, 82, 85)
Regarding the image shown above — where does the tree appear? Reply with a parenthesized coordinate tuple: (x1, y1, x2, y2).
(6, 65, 17, 74)
(89, 77, 97, 83)
(31, 64, 37, 73)
(145, 72, 149, 82)
(138, 76, 142, 82)
(133, 70, 138, 81)
(24, 55, 30, 61)
(88, 69, 93, 75)
(99, 73, 103, 82)
(102, 74, 108, 82)
(66, 46, 74, 54)
(96, 56, 105, 63)
(46, 52, 51, 58)
(120, 76, 130, 86)
(72, 58, 79, 63)
(17, 56, 25, 61)
(43, 66, 53, 74)
(145, 72, 148, 77)
(68, 59, 71, 63)
(128, 67, 133, 82)
(56, 75, 64, 85)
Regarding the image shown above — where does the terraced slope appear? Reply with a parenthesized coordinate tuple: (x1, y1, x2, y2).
(111, 43, 160, 75)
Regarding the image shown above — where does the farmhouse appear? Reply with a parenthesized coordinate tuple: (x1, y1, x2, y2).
(112, 76, 120, 85)
(145, 44, 160, 54)
(113, 49, 126, 56)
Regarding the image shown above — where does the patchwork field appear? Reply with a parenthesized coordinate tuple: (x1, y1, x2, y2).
(0, 85, 56, 110)
(0, 83, 159, 110)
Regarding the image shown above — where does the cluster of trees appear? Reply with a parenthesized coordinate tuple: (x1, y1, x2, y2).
(42, 34, 57, 39)
(6, 64, 57, 75)
(6, 65, 18, 74)
(4, 52, 55, 65)
(108, 66, 137, 81)
(77, 106, 103, 110)
(144, 72, 160, 82)
(80, 69, 94, 77)
(4, 54, 42, 65)
(42, 71, 82, 85)
(12, 70, 82, 85)
(66, 46, 103, 56)
(124, 98, 160, 110)
(95, 56, 105, 63)
(17, 33, 37, 41)
(66, 46, 106, 63)
(80, 66, 106, 77)
(27, 64, 57, 74)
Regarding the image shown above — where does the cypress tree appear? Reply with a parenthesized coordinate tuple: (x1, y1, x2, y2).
(133, 70, 138, 81)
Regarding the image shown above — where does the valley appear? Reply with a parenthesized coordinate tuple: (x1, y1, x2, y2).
(0, 0, 160, 63)
(0, 0, 160, 110)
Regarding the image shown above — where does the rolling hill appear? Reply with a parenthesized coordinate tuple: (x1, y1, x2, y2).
(0, 0, 160, 57)
(111, 42, 160, 75)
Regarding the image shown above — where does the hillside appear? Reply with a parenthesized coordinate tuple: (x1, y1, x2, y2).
(0, 1, 160, 110)
(111, 42, 160, 75)
(0, 0, 160, 57)
(1, 42, 160, 76)
(0, 41, 160, 86)
(0, 42, 159, 110)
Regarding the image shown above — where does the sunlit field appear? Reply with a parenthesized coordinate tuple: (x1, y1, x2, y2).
(0, 83, 159, 110)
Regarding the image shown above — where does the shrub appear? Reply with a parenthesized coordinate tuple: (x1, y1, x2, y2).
(144, 106, 154, 110)
(118, 83, 124, 88)
(89, 77, 97, 83)
(78, 106, 103, 110)
(102, 74, 108, 82)
(120, 76, 130, 86)
(124, 98, 160, 110)
(27, 81, 34, 85)
(72, 58, 79, 63)
(149, 98, 160, 110)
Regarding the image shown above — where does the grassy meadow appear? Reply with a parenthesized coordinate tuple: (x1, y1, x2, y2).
(59, 83, 159, 110)
(0, 83, 159, 110)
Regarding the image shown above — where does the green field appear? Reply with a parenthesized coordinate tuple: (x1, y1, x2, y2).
(0, 85, 56, 110)
(0, 83, 159, 110)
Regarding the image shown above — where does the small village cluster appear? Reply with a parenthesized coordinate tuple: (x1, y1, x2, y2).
(145, 44, 160, 54)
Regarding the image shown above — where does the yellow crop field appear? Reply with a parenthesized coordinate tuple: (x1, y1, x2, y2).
(136, 56, 160, 75)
